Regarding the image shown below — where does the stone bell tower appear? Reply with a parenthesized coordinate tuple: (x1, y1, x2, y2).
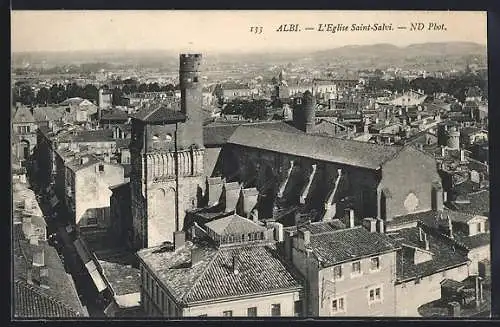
(130, 53, 206, 249)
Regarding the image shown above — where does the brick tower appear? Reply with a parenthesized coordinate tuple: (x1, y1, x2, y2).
(130, 53, 205, 249)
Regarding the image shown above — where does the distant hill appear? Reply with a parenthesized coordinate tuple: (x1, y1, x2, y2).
(12, 42, 487, 70)
(310, 42, 486, 60)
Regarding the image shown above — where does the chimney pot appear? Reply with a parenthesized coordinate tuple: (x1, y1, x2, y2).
(173, 231, 185, 250)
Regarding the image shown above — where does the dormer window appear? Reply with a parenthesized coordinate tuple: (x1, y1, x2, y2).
(165, 134, 172, 142)
(152, 134, 160, 141)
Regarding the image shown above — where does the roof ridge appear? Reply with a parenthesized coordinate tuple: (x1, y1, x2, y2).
(181, 248, 221, 303)
(15, 279, 82, 316)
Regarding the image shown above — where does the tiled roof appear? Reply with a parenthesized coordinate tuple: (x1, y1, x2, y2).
(131, 105, 185, 123)
(205, 214, 266, 236)
(13, 223, 87, 316)
(14, 280, 81, 318)
(306, 226, 399, 267)
(203, 121, 302, 146)
(137, 241, 303, 305)
(228, 125, 403, 170)
(57, 129, 115, 143)
(388, 227, 469, 282)
(96, 251, 141, 297)
(447, 190, 489, 217)
(32, 106, 66, 122)
(100, 109, 129, 121)
(13, 106, 35, 124)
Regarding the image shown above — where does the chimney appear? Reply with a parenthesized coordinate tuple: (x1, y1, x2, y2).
(223, 182, 241, 213)
(376, 219, 385, 233)
(239, 188, 259, 218)
(448, 216, 454, 239)
(191, 247, 202, 266)
(441, 146, 446, 157)
(232, 255, 241, 275)
(207, 177, 224, 206)
(274, 222, 284, 242)
(460, 149, 466, 162)
(26, 266, 33, 285)
(443, 191, 448, 203)
(432, 184, 444, 211)
(173, 231, 185, 250)
(300, 230, 311, 248)
(344, 209, 355, 228)
(419, 227, 423, 242)
(32, 245, 45, 267)
(424, 233, 429, 250)
(22, 217, 33, 239)
(362, 218, 377, 233)
(447, 302, 461, 317)
(250, 208, 259, 223)
(80, 157, 89, 165)
(39, 267, 50, 289)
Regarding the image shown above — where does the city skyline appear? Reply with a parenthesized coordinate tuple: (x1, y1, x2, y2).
(12, 11, 487, 54)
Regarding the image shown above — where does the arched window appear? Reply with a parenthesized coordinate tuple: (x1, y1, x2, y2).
(165, 134, 172, 142)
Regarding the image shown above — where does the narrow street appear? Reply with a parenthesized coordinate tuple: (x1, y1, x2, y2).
(27, 164, 106, 317)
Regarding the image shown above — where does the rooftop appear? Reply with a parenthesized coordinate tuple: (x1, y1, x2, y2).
(131, 104, 185, 124)
(228, 125, 404, 170)
(205, 214, 266, 236)
(387, 227, 469, 283)
(14, 280, 81, 318)
(203, 121, 302, 147)
(100, 109, 129, 121)
(12, 106, 35, 124)
(13, 223, 87, 317)
(137, 241, 302, 305)
(96, 250, 141, 297)
(305, 225, 399, 267)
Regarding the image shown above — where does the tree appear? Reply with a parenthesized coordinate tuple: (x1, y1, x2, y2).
(111, 87, 123, 106)
(138, 83, 148, 93)
(83, 84, 99, 103)
(19, 85, 35, 106)
(35, 87, 50, 105)
(148, 82, 161, 93)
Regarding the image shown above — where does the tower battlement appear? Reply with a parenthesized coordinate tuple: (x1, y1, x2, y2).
(180, 54, 202, 72)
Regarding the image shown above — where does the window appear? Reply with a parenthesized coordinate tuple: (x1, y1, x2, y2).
(247, 307, 257, 317)
(271, 304, 281, 316)
(98, 164, 104, 172)
(332, 297, 346, 314)
(369, 287, 382, 304)
(333, 265, 343, 280)
(352, 261, 361, 275)
(477, 222, 482, 233)
(370, 257, 380, 271)
(27, 126, 30, 133)
(223, 310, 233, 317)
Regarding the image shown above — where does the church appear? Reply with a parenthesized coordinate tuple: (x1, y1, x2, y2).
(120, 53, 444, 250)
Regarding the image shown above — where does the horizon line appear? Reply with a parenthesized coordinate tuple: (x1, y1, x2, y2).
(11, 41, 488, 56)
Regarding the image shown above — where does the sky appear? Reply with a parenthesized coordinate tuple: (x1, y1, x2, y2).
(11, 11, 487, 53)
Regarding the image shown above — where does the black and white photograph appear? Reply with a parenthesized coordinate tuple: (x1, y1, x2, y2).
(10, 10, 490, 319)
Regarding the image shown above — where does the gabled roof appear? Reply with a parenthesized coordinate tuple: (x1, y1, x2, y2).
(306, 226, 399, 267)
(228, 125, 403, 170)
(59, 97, 95, 106)
(387, 227, 469, 283)
(13, 224, 87, 316)
(203, 121, 302, 147)
(131, 104, 185, 124)
(13, 106, 35, 124)
(14, 280, 81, 318)
(137, 241, 303, 305)
(100, 109, 129, 121)
(205, 214, 266, 236)
(32, 106, 66, 122)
